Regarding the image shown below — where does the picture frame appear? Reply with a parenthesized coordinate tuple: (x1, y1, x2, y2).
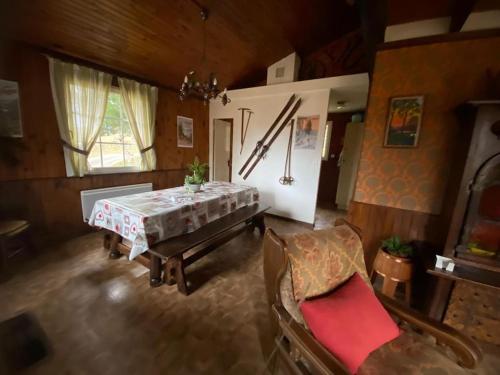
(0, 79, 23, 138)
(384, 96, 424, 148)
(177, 115, 193, 148)
(294, 115, 320, 150)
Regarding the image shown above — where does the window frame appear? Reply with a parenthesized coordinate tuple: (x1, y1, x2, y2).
(321, 121, 333, 161)
(86, 87, 142, 175)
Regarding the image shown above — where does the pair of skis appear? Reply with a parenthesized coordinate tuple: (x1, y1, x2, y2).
(238, 94, 301, 180)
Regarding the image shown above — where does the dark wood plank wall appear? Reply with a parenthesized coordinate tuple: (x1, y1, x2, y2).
(0, 43, 209, 242)
(348, 201, 444, 271)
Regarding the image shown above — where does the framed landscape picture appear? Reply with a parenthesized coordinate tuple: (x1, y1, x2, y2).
(384, 96, 424, 148)
(177, 115, 193, 148)
(0, 79, 23, 137)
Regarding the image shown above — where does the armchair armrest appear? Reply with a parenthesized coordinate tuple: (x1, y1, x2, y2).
(376, 292, 482, 369)
(273, 304, 350, 375)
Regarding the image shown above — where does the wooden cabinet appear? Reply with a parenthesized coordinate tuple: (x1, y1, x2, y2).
(429, 101, 500, 320)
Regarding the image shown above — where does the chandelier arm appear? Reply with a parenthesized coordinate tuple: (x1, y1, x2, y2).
(178, 3, 230, 105)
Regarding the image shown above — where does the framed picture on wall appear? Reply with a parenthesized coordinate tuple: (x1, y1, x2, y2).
(295, 115, 320, 150)
(384, 96, 424, 148)
(0, 79, 23, 138)
(177, 115, 193, 148)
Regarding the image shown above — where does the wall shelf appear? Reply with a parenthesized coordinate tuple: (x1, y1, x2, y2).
(428, 265, 500, 290)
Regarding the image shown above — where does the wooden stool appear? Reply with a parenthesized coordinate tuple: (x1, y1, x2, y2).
(0, 220, 31, 280)
(370, 249, 413, 304)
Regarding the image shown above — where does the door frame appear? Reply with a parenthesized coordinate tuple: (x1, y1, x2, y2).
(212, 118, 234, 182)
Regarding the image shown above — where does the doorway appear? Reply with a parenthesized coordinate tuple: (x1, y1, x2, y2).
(317, 112, 354, 208)
(212, 119, 233, 182)
(315, 112, 364, 228)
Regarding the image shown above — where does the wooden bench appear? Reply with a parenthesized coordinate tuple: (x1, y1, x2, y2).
(104, 203, 269, 295)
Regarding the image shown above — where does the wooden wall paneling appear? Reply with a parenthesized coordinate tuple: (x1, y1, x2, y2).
(0, 170, 188, 242)
(348, 200, 445, 312)
(1, 0, 360, 89)
(0, 44, 65, 181)
(0, 43, 209, 183)
(0, 43, 209, 244)
(348, 201, 442, 271)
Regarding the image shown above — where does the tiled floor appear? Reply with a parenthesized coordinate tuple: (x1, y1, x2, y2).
(0, 215, 311, 375)
(1, 209, 498, 374)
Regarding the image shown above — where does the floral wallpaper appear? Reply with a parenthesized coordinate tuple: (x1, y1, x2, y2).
(354, 37, 500, 214)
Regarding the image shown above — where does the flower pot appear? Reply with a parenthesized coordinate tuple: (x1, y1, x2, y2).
(372, 248, 413, 282)
(185, 183, 201, 193)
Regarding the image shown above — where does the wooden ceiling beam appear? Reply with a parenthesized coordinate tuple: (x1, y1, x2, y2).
(353, 0, 388, 75)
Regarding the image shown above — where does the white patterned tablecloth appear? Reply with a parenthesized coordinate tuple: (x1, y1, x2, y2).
(88, 181, 259, 260)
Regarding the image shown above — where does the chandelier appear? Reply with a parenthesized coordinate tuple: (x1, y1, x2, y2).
(179, 6, 230, 106)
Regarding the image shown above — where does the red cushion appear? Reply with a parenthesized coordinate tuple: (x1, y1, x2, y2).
(300, 273, 400, 374)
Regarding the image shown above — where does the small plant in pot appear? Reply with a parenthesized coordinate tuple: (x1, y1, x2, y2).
(381, 236, 414, 258)
(372, 235, 415, 302)
(184, 157, 208, 193)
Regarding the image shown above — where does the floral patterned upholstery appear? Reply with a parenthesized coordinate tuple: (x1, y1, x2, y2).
(278, 227, 476, 373)
(359, 327, 472, 374)
(283, 225, 371, 301)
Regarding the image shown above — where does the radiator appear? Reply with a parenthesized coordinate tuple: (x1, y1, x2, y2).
(80, 183, 153, 222)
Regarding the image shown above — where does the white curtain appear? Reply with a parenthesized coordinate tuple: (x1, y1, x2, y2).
(48, 57, 112, 177)
(118, 77, 158, 171)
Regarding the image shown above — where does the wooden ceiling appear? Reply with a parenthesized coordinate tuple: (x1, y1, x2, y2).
(1, 0, 360, 89)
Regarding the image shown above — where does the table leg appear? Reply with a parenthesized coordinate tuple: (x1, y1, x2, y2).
(149, 254, 163, 287)
(103, 233, 111, 249)
(252, 214, 266, 235)
(108, 233, 122, 259)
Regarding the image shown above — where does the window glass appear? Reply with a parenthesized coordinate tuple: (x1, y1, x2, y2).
(88, 90, 141, 170)
(322, 121, 332, 161)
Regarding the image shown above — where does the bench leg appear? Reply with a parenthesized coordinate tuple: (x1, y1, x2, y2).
(108, 233, 122, 259)
(149, 254, 163, 287)
(165, 255, 188, 295)
(252, 214, 266, 235)
(164, 256, 177, 286)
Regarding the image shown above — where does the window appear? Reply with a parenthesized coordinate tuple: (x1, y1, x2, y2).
(88, 90, 141, 172)
(322, 121, 333, 161)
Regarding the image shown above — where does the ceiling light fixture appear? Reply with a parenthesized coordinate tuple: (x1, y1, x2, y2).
(336, 100, 347, 109)
(179, 4, 230, 106)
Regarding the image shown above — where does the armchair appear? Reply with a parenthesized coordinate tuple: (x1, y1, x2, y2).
(263, 219, 482, 374)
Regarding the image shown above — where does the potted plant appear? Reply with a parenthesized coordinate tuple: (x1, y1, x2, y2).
(184, 157, 208, 192)
(372, 236, 414, 293)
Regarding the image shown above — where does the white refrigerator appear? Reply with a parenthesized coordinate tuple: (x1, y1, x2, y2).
(335, 122, 365, 210)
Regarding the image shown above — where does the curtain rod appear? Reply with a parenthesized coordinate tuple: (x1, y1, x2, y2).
(38, 47, 197, 98)
(41, 51, 167, 91)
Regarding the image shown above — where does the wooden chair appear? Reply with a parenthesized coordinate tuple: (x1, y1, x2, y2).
(262, 219, 482, 374)
(0, 220, 31, 281)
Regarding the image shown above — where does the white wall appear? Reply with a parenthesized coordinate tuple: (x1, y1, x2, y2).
(462, 10, 500, 31)
(384, 17, 451, 42)
(209, 74, 369, 224)
(266, 52, 301, 85)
